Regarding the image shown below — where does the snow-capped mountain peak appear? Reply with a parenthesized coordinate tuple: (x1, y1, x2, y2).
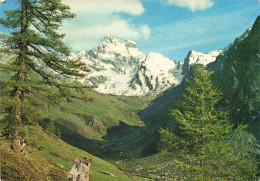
(67, 36, 184, 96)
(90, 35, 144, 62)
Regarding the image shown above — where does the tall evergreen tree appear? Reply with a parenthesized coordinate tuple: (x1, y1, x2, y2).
(160, 65, 258, 180)
(0, 0, 90, 131)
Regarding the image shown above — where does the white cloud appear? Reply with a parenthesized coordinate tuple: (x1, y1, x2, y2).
(164, 0, 214, 12)
(65, 0, 144, 15)
(62, 0, 149, 51)
(141, 25, 151, 39)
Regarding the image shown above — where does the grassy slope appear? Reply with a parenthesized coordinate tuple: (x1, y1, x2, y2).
(0, 125, 149, 181)
(49, 90, 150, 141)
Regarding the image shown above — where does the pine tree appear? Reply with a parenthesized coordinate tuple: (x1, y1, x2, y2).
(0, 0, 90, 133)
(160, 65, 258, 180)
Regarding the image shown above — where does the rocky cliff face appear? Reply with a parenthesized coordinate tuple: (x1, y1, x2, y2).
(68, 35, 183, 96)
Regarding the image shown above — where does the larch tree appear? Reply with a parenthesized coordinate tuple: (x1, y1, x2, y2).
(0, 0, 90, 135)
(160, 65, 258, 180)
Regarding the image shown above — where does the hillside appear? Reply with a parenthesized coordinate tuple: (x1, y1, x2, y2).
(208, 15, 260, 141)
(0, 125, 150, 181)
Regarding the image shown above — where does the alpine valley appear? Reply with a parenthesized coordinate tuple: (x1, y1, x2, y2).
(0, 10, 259, 181)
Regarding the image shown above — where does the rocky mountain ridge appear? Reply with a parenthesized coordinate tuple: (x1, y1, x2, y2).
(208, 16, 259, 128)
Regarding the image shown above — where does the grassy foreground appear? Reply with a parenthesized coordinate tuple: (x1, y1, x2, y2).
(0, 125, 149, 181)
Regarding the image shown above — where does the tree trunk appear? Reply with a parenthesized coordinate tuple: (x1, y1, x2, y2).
(11, 89, 23, 125)
(10, 0, 28, 126)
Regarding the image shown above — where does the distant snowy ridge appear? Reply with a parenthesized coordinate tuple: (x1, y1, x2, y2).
(0, 45, 14, 64)
(68, 35, 184, 96)
(181, 49, 222, 75)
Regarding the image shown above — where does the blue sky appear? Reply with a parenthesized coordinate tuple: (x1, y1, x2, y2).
(0, 0, 259, 61)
